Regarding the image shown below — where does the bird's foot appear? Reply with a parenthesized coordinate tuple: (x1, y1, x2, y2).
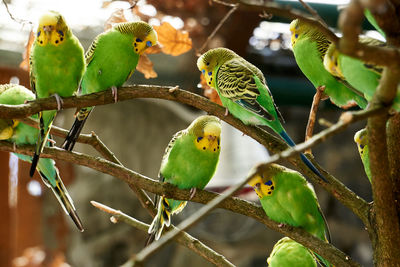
(278, 223, 285, 228)
(189, 187, 197, 200)
(111, 86, 118, 103)
(224, 108, 229, 116)
(52, 94, 63, 111)
(13, 142, 16, 152)
(48, 138, 56, 145)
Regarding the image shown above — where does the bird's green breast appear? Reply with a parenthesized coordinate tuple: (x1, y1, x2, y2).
(32, 35, 85, 98)
(160, 133, 220, 190)
(81, 30, 139, 94)
(259, 172, 327, 240)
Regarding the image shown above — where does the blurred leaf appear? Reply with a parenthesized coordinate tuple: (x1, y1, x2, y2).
(146, 43, 162, 54)
(137, 54, 157, 79)
(104, 9, 127, 31)
(19, 30, 34, 72)
(200, 74, 222, 106)
(153, 22, 192, 56)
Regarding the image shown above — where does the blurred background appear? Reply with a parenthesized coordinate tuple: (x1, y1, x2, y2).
(0, 0, 378, 266)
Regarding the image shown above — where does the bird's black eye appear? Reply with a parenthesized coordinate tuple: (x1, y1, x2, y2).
(206, 62, 209, 66)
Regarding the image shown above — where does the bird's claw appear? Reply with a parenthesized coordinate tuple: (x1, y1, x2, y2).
(53, 94, 63, 111)
(111, 86, 118, 103)
(168, 86, 179, 93)
(48, 138, 56, 145)
(189, 188, 197, 200)
(13, 142, 16, 152)
(224, 108, 229, 116)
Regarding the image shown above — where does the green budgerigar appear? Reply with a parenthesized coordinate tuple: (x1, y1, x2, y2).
(248, 163, 331, 267)
(354, 128, 371, 182)
(267, 237, 317, 267)
(29, 11, 85, 176)
(148, 115, 221, 241)
(290, 19, 367, 109)
(197, 47, 327, 183)
(0, 84, 83, 231)
(324, 37, 400, 111)
(61, 21, 158, 151)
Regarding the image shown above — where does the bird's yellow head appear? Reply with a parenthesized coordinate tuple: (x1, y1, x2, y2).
(323, 43, 344, 79)
(114, 21, 158, 55)
(0, 119, 18, 140)
(248, 174, 275, 199)
(36, 11, 69, 47)
(289, 19, 309, 48)
(197, 47, 237, 89)
(354, 128, 368, 155)
(189, 115, 221, 153)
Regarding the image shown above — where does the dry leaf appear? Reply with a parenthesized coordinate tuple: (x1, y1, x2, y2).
(200, 74, 222, 106)
(153, 22, 192, 56)
(19, 30, 34, 72)
(136, 54, 157, 79)
(104, 9, 127, 31)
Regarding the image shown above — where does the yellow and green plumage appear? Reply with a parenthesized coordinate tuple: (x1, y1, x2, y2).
(267, 237, 317, 267)
(148, 115, 221, 241)
(29, 11, 85, 176)
(61, 21, 158, 151)
(0, 84, 83, 231)
(324, 37, 400, 111)
(197, 47, 327, 183)
(354, 128, 371, 182)
(290, 19, 367, 109)
(248, 164, 331, 267)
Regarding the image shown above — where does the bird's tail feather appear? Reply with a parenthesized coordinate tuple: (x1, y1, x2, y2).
(279, 130, 328, 183)
(39, 168, 84, 232)
(30, 112, 53, 177)
(61, 108, 92, 151)
(146, 197, 171, 245)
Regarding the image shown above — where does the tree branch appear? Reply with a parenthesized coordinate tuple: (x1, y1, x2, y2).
(0, 85, 372, 225)
(90, 201, 235, 267)
(0, 126, 367, 266)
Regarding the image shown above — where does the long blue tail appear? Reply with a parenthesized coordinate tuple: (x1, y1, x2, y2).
(279, 130, 328, 183)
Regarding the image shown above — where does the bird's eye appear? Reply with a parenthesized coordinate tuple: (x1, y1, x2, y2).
(136, 38, 143, 42)
(206, 62, 210, 66)
(146, 40, 152, 47)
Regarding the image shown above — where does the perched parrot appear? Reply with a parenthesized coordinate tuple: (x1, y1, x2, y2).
(364, 8, 386, 39)
(197, 47, 327, 183)
(148, 115, 221, 241)
(29, 11, 85, 177)
(61, 21, 158, 151)
(354, 128, 371, 182)
(324, 37, 400, 111)
(289, 19, 367, 109)
(0, 84, 83, 231)
(248, 163, 331, 267)
(267, 237, 317, 267)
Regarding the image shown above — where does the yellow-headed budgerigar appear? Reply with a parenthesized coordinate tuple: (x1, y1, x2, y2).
(148, 115, 221, 242)
(267, 237, 317, 267)
(290, 19, 367, 109)
(61, 21, 158, 151)
(29, 11, 85, 176)
(248, 163, 331, 266)
(354, 128, 371, 182)
(197, 47, 327, 183)
(0, 84, 83, 231)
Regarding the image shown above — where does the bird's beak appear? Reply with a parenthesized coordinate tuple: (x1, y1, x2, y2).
(207, 135, 216, 142)
(43, 25, 53, 36)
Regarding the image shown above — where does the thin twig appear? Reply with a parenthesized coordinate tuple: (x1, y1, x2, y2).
(298, 0, 327, 27)
(196, 2, 239, 55)
(305, 85, 326, 153)
(2, 0, 33, 26)
(91, 201, 235, 267)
